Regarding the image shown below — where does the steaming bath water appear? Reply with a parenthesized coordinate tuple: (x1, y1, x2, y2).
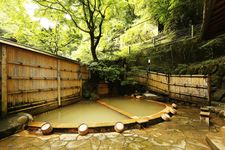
(34, 97, 166, 125)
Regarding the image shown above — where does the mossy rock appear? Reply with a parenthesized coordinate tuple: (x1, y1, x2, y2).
(178, 68, 187, 74)
(89, 93, 99, 101)
(17, 116, 29, 124)
(212, 89, 225, 101)
(198, 65, 208, 75)
(191, 67, 199, 74)
(221, 96, 225, 102)
(211, 75, 222, 88)
(222, 76, 225, 88)
(217, 64, 225, 76)
(0, 113, 31, 139)
(208, 64, 218, 74)
(186, 67, 196, 75)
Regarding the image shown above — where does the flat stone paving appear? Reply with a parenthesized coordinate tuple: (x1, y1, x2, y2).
(0, 106, 224, 150)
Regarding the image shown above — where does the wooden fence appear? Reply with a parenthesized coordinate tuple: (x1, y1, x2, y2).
(132, 71, 211, 105)
(0, 39, 89, 116)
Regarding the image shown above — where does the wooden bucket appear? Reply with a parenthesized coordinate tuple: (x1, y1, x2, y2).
(97, 83, 109, 95)
(41, 122, 53, 135)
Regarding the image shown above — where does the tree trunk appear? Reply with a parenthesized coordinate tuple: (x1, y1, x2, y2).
(90, 33, 98, 61)
(91, 44, 98, 61)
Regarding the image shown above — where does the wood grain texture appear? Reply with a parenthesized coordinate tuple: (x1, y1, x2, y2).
(132, 71, 210, 105)
(0, 44, 7, 116)
(0, 44, 89, 115)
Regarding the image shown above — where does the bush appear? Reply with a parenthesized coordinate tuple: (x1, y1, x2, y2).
(88, 60, 125, 83)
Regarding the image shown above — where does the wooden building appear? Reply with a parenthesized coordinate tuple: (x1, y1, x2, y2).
(202, 0, 225, 39)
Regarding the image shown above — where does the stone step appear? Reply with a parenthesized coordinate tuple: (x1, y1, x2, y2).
(200, 107, 210, 112)
(206, 133, 225, 150)
(200, 111, 210, 117)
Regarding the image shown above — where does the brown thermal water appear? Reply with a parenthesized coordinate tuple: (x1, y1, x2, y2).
(102, 97, 166, 117)
(34, 101, 128, 124)
(34, 98, 165, 124)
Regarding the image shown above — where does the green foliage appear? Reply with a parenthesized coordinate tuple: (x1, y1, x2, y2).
(31, 0, 137, 61)
(88, 60, 125, 82)
(121, 34, 224, 74)
(129, 0, 203, 31)
(0, 0, 204, 63)
(120, 21, 157, 46)
(200, 35, 225, 59)
(120, 77, 138, 86)
(0, 0, 81, 56)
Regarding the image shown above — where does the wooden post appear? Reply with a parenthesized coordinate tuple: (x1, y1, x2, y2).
(167, 74, 170, 97)
(207, 74, 211, 106)
(128, 46, 131, 55)
(152, 38, 155, 47)
(148, 72, 151, 90)
(146, 71, 149, 88)
(57, 59, 61, 106)
(0, 44, 7, 116)
(191, 25, 194, 38)
(79, 65, 82, 97)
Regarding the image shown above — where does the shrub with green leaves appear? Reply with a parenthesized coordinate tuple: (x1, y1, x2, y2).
(88, 60, 125, 83)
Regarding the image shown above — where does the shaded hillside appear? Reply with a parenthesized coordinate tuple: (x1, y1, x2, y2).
(125, 34, 225, 102)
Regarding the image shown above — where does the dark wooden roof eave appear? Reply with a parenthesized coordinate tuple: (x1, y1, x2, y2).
(201, 0, 225, 40)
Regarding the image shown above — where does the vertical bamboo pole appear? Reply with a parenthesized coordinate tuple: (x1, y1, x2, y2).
(191, 25, 194, 38)
(167, 74, 170, 97)
(152, 38, 155, 47)
(207, 74, 211, 106)
(128, 46, 131, 55)
(79, 64, 82, 97)
(148, 72, 151, 90)
(57, 59, 61, 106)
(146, 70, 149, 88)
(1, 44, 7, 116)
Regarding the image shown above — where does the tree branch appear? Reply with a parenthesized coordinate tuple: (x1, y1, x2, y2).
(55, 0, 89, 33)
(34, 0, 89, 33)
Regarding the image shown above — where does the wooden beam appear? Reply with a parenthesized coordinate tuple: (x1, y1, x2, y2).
(0, 44, 7, 116)
(207, 74, 212, 106)
(57, 59, 61, 106)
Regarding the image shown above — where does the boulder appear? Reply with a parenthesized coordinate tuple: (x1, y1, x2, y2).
(136, 95, 143, 99)
(19, 113, 33, 121)
(17, 116, 29, 124)
(172, 103, 177, 109)
(219, 110, 225, 118)
(161, 114, 171, 121)
(213, 89, 225, 102)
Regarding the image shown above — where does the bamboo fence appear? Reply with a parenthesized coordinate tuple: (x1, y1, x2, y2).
(0, 39, 89, 116)
(132, 71, 211, 105)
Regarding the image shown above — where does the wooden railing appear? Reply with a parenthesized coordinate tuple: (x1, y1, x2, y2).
(0, 39, 90, 116)
(131, 71, 211, 105)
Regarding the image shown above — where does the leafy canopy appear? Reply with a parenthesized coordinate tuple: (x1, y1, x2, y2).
(0, 0, 204, 62)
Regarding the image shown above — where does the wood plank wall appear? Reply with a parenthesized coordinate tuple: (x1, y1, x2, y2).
(132, 71, 210, 105)
(0, 44, 89, 116)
